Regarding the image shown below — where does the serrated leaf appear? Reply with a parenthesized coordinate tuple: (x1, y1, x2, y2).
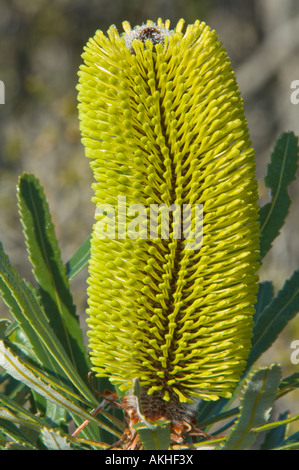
(259, 132, 298, 260)
(41, 428, 72, 450)
(17, 173, 90, 384)
(0, 389, 46, 428)
(0, 341, 122, 439)
(2, 351, 93, 408)
(0, 407, 45, 433)
(65, 236, 91, 280)
(254, 281, 274, 323)
(247, 269, 299, 369)
(134, 419, 171, 450)
(0, 241, 94, 404)
(0, 388, 40, 448)
(221, 364, 281, 450)
(0, 241, 59, 370)
(6, 327, 68, 428)
(0, 417, 36, 449)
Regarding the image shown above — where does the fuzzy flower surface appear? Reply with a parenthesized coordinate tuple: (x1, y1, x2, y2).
(77, 19, 260, 407)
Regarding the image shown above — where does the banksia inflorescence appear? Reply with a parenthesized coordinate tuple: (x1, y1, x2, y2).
(77, 19, 260, 421)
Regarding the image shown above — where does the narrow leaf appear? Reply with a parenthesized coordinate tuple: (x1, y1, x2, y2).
(0, 417, 35, 449)
(252, 413, 299, 435)
(41, 428, 72, 450)
(198, 406, 239, 430)
(260, 411, 288, 450)
(4, 353, 93, 407)
(193, 437, 226, 449)
(65, 236, 91, 280)
(275, 441, 299, 450)
(279, 430, 299, 450)
(0, 241, 58, 369)
(0, 390, 47, 428)
(277, 372, 299, 399)
(221, 364, 281, 450)
(134, 419, 171, 450)
(0, 407, 46, 433)
(0, 341, 122, 439)
(254, 281, 274, 323)
(259, 132, 298, 260)
(0, 242, 94, 403)
(17, 172, 90, 383)
(247, 269, 299, 369)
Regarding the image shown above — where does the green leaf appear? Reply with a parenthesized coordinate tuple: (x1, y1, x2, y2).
(0, 341, 122, 439)
(260, 411, 288, 450)
(0, 393, 70, 448)
(41, 428, 72, 450)
(0, 407, 45, 434)
(247, 269, 299, 369)
(277, 372, 299, 399)
(0, 241, 94, 404)
(220, 364, 281, 450)
(6, 327, 68, 428)
(275, 441, 299, 450)
(0, 241, 58, 370)
(0, 417, 36, 449)
(252, 412, 299, 435)
(17, 173, 90, 384)
(0, 319, 10, 339)
(0, 389, 46, 428)
(279, 431, 299, 450)
(65, 236, 91, 280)
(3, 350, 93, 408)
(259, 132, 298, 260)
(197, 406, 239, 430)
(0, 389, 41, 448)
(7, 326, 40, 364)
(134, 419, 171, 450)
(0, 426, 7, 449)
(192, 437, 226, 449)
(254, 281, 274, 323)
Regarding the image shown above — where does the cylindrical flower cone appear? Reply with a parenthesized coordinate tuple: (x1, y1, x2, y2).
(77, 19, 260, 420)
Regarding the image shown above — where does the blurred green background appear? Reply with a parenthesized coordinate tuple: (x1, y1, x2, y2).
(0, 0, 299, 428)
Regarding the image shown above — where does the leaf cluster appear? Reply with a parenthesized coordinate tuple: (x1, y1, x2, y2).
(0, 132, 299, 450)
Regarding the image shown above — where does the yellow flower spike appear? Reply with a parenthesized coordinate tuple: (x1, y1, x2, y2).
(77, 19, 260, 421)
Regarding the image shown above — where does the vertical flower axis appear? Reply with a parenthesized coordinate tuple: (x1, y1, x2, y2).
(77, 19, 260, 415)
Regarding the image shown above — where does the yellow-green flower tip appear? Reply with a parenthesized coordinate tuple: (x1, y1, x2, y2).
(77, 19, 260, 405)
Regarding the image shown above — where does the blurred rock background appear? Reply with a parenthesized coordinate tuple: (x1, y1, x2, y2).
(0, 0, 298, 431)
